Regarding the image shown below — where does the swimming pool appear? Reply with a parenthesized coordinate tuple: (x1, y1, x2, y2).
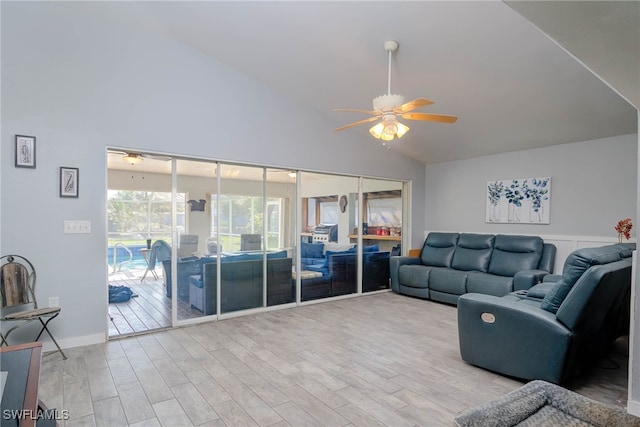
(107, 244, 149, 271)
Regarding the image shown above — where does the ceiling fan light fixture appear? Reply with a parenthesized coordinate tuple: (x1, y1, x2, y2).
(123, 153, 142, 165)
(369, 122, 385, 139)
(369, 117, 408, 141)
(395, 121, 410, 138)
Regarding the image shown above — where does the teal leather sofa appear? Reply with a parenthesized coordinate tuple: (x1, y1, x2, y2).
(457, 243, 634, 384)
(390, 233, 556, 305)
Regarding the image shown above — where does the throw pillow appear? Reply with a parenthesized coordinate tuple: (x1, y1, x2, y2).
(301, 242, 324, 259)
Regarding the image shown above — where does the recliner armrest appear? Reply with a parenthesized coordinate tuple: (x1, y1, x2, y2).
(513, 269, 550, 291)
(390, 256, 422, 292)
(525, 282, 556, 299)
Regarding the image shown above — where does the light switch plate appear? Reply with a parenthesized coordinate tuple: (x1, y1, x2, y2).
(64, 220, 91, 234)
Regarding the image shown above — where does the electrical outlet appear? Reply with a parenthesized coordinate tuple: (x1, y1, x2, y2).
(49, 297, 59, 307)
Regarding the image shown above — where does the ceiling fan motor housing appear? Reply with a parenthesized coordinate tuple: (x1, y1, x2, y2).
(373, 94, 405, 112)
(384, 40, 399, 53)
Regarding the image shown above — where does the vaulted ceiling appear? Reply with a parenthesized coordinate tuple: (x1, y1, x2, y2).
(62, 1, 638, 164)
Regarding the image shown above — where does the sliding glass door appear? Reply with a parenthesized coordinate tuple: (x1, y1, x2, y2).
(174, 158, 217, 322)
(266, 168, 297, 307)
(360, 178, 403, 292)
(299, 172, 359, 301)
(109, 148, 408, 334)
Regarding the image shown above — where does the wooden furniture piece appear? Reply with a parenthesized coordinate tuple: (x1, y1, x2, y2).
(408, 248, 421, 257)
(348, 234, 401, 252)
(0, 342, 43, 427)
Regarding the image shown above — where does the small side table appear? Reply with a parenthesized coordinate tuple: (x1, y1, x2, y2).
(140, 248, 158, 281)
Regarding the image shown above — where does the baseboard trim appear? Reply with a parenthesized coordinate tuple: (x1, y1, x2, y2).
(41, 332, 105, 354)
(627, 399, 640, 417)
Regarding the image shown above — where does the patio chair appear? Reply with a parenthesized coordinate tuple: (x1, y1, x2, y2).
(177, 234, 198, 257)
(0, 255, 67, 359)
(142, 240, 172, 281)
(241, 234, 262, 251)
(148, 240, 172, 269)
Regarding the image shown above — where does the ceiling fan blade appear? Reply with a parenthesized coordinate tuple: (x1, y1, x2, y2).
(334, 108, 379, 115)
(395, 98, 435, 114)
(401, 112, 458, 123)
(334, 116, 379, 132)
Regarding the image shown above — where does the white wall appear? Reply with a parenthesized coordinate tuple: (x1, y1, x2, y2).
(425, 134, 637, 238)
(1, 2, 426, 349)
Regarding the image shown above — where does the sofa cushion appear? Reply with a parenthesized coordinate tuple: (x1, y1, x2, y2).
(421, 232, 459, 267)
(466, 272, 514, 297)
(301, 257, 325, 267)
(429, 268, 467, 295)
(325, 249, 353, 265)
(488, 235, 543, 277)
(399, 284, 430, 299)
(267, 250, 287, 259)
(323, 242, 354, 254)
(305, 264, 329, 276)
(398, 265, 432, 289)
(451, 233, 495, 272)
(223, 252, 259, 262)
(540, 245, 624, 313)
(614, 243, 635, 258)
(301, 242, 324, 259)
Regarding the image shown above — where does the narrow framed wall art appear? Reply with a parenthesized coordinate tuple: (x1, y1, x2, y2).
(15, 135, 36, 168)
(60, 167, 79, 198)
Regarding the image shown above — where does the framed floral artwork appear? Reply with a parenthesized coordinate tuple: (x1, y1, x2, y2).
(486, 177, 551, 224)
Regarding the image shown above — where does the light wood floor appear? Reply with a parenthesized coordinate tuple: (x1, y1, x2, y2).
(108, 268, 201, 338)
(40, 292, 631, 426)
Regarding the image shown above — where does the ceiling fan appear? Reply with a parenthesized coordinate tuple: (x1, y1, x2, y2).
(334, 40, 457, 144)
(108, 150, 171, 165)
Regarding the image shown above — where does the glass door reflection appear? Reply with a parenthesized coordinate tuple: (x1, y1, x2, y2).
(300, 173, 358, 301)
(218, 164, 265, 314)
(360, 178, 403, 292)
(174, 158, 217, 322)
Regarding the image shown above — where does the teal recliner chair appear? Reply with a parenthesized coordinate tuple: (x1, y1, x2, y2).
(457, 243, 634, 384)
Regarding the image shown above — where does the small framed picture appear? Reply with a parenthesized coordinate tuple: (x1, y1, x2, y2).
(60, 167, 79, 198)
(15, 135, 36, 168)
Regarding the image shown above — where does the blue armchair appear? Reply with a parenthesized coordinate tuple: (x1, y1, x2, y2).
(457, 243, 634, 384)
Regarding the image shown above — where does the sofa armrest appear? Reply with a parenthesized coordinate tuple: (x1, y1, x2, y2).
(390, 256, 422, 292)
(458, 293, 571, 383)
(513, 269, 550, 291)
(525, 282, 556, 299)
(542, 274, 563, 283)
